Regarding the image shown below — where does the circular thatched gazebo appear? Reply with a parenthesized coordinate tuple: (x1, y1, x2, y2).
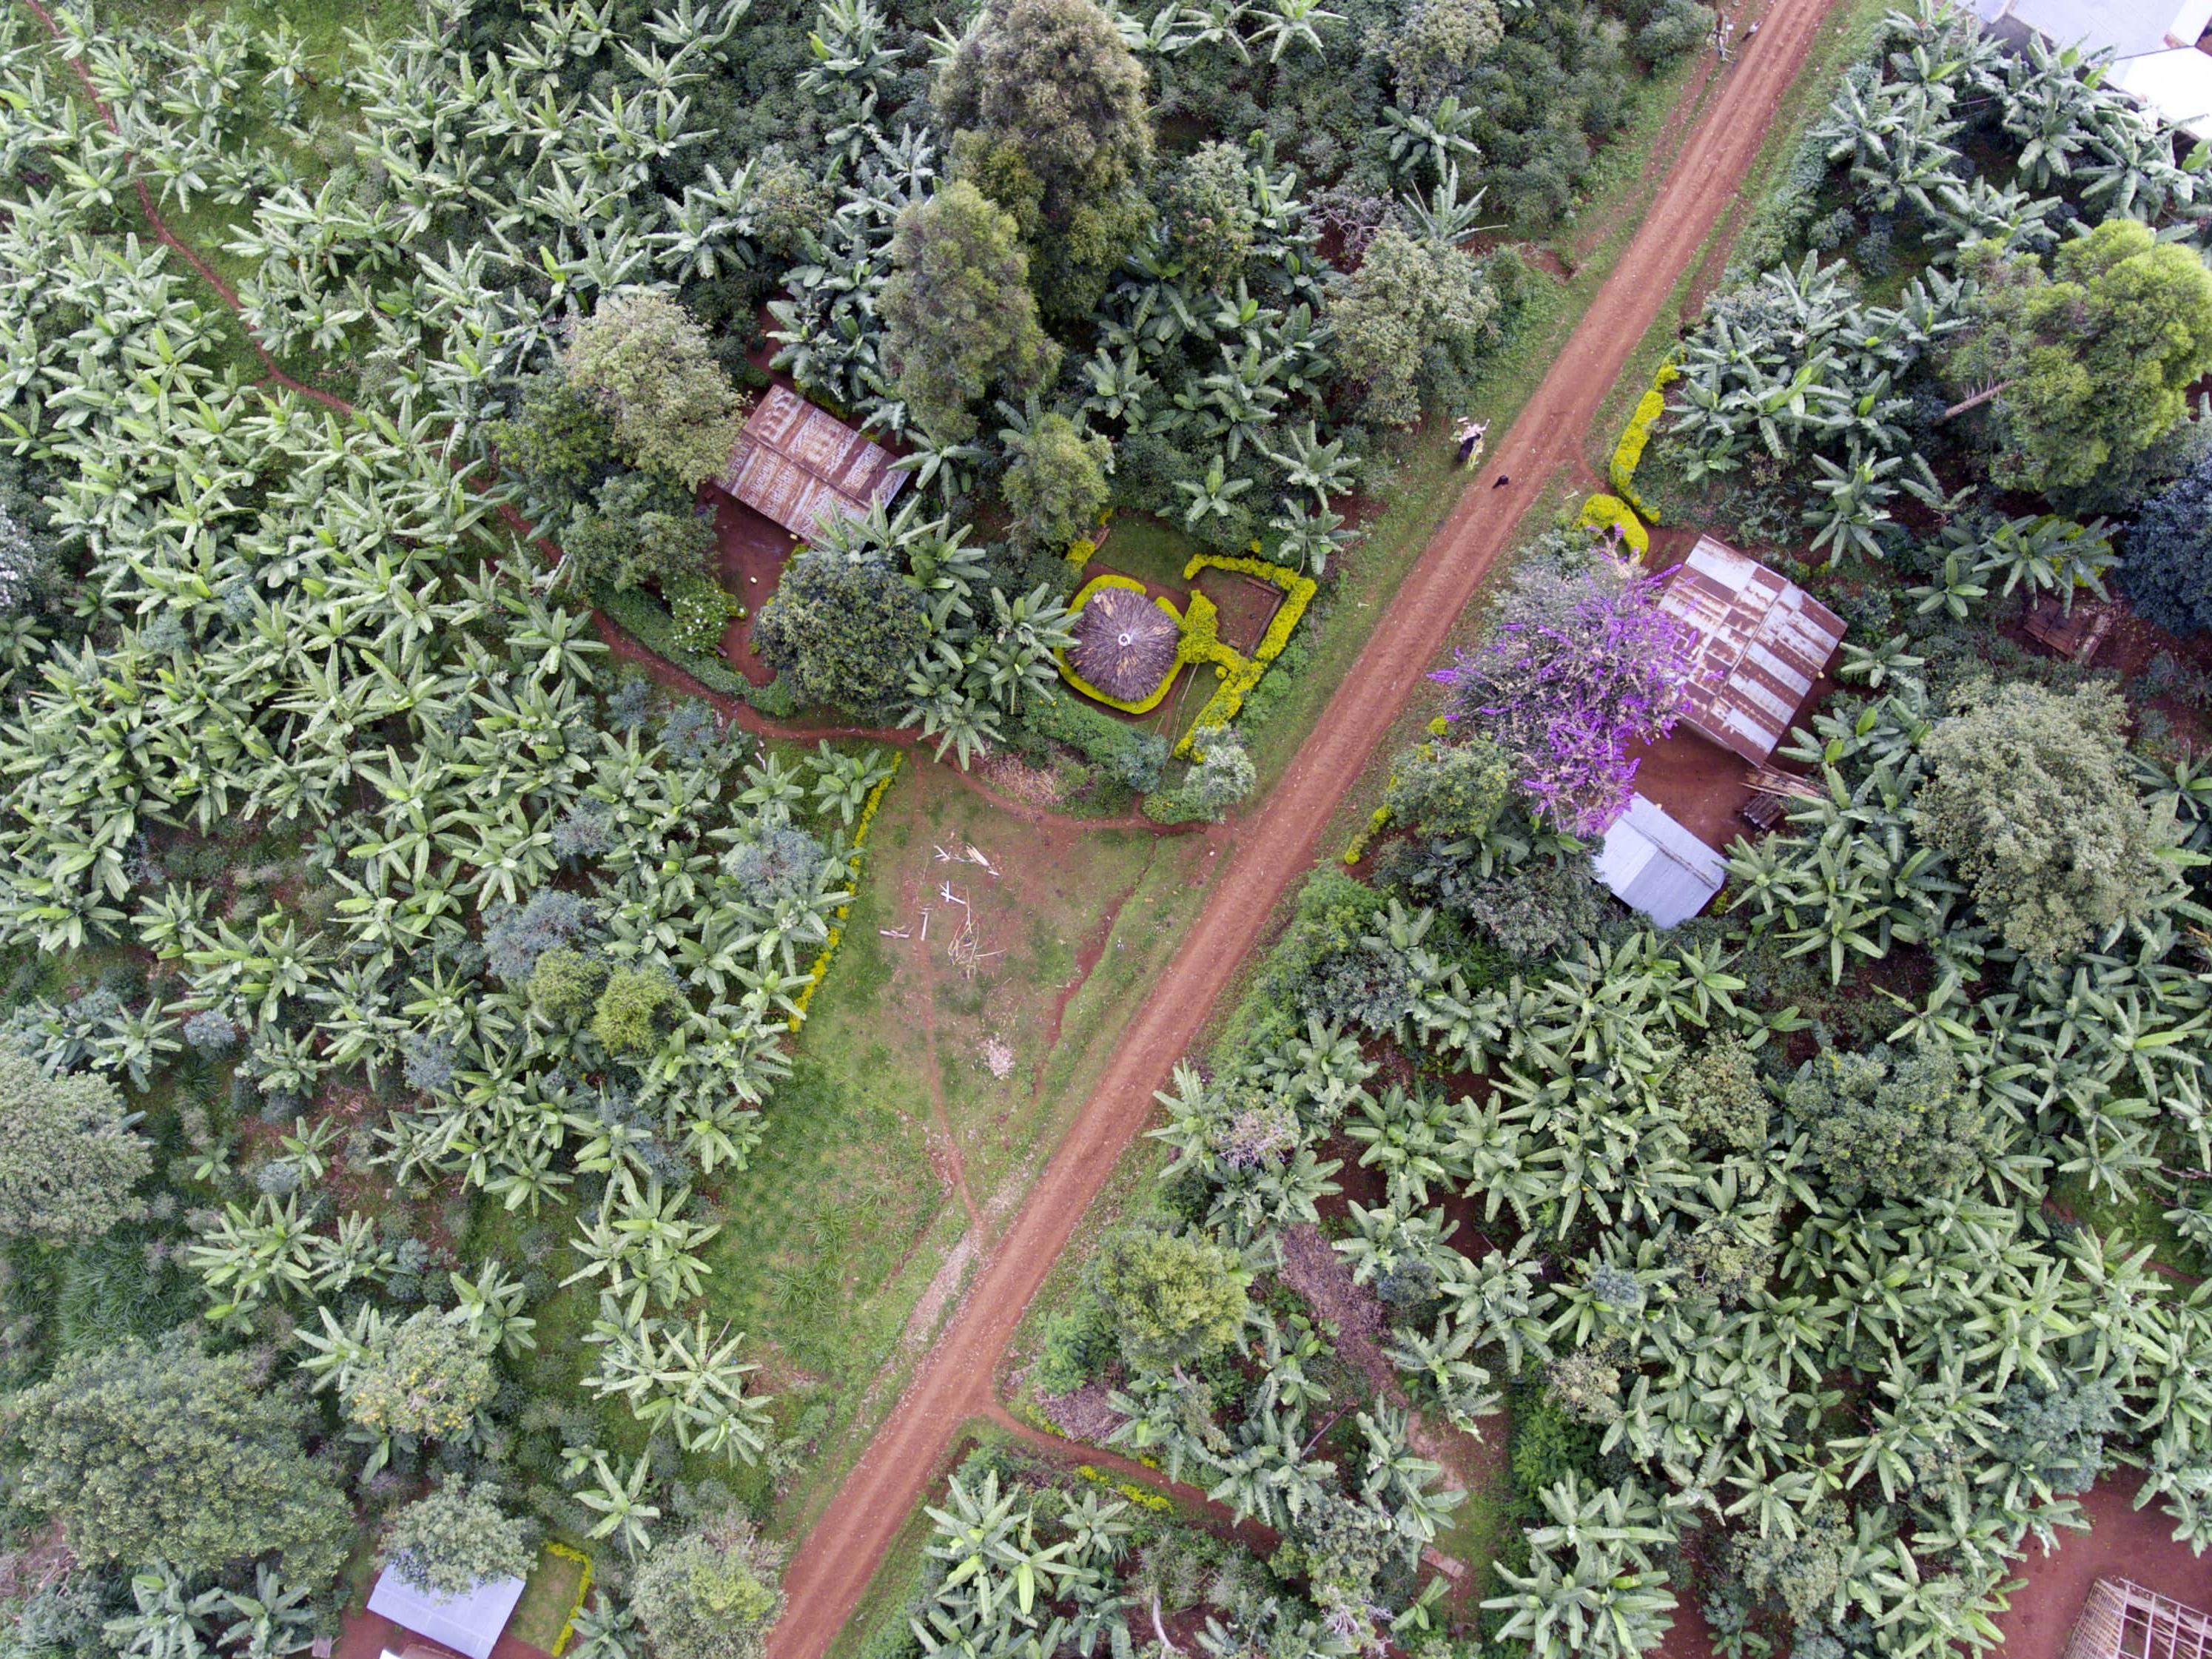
(1069, 585, 1180, 706)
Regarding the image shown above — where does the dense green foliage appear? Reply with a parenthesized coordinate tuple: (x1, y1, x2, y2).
(383, 1482, 539, 1600)
(15, 1341, 352, 1582)
(0, 1054, 150, 1245)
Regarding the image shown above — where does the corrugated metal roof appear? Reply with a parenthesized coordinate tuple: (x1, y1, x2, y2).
(1592, 793, 1727, 928)
(1655, 536, 1845, 764)
(716, 386, 906, 539)
(366, 1564, 526, 1659)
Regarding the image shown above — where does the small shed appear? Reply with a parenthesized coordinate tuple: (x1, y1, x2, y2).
(1655, 536, 1845, 764)
(366, 1564, 526, 1659)
(1593, 793, 1727, 927)
(715, 386, 905, 539)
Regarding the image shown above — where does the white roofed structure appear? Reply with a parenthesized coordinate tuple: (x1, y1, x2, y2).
(1593, 793, 1727, 928)
(366, 1564, 526, 1659)
(1654, 536, 1845, 766)
(1975, 0, 2212, 138)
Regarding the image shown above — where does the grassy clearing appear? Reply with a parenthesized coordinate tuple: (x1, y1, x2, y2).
(508, 1545, 590, 1651)
(702, 761, 1214, 1535)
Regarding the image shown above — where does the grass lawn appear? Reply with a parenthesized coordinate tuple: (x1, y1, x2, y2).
(667, 760, 1219, 1540)
(508, 1546, 591, 1652)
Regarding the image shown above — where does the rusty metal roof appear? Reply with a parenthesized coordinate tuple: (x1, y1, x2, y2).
(716, 386, 905, 539)
(1655, 536, 1845, 764)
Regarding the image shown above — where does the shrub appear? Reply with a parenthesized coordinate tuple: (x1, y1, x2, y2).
(345, 1310, 497, 1441)
(591, 966, 681, 1056)
(385, 1483, 538, 1599)
(667, 571, 743, 656)
(593, 582, 750, 696)
(745, 674, 799, 719)
(1032, 1292, 1115, 1394)
(0, 1053, 152, 1245)
(1023, 691, 1166, 790)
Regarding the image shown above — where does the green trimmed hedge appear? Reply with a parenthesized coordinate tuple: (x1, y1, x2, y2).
(1023, 690, 1164, 790)
(590, 582, 749, 697)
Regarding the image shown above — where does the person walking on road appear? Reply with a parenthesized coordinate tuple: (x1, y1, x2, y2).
(1454, 417, 1488, 467)
(1491, 474, 1510, 490)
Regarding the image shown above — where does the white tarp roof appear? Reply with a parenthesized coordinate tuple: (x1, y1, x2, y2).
(2111, 48, 2212, 138)
(1593, 793, 1727, 929)
(1979, 0, 2212, 58)
(367, 1564, 526, 1659)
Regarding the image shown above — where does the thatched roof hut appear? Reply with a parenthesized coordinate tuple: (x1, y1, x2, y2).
(1071, 586, 1180, 704)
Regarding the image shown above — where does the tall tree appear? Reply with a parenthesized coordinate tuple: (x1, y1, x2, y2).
(751, 552, 930, 713)
(1944, 219, 2212, 494)
(933, 0, 1154, 311)
(0, 1054, 151, 1245)
(880, 182, 1059, 442)
(1328, 226, 1498, 428)
(1915, 679, 2176, 959)
(1088, 1225, 1249, 1373)
(14, 1340, 352, 1584)
(384, 1483, 538, 1599)
(629, 1513, 786, 1659)
(564, 289, 745, 488)
(2122, 451, 2212, 637)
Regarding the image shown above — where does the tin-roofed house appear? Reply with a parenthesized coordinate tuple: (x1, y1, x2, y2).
(1653, 536, 1846, 766)
(713, 386, 906, 540)
(365, 1562, 527, 1659)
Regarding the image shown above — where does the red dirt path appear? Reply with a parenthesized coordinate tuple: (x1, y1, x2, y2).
(766, 4, 1849, 1653)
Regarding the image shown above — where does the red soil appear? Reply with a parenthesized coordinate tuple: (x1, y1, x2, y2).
(1194, 567, 1284, 656)
(767, 4, 1853, 1652)
(706, 489, 799, 686)
(1987, 1477, 2212, 1659)
(1624, 725, 1761, 852)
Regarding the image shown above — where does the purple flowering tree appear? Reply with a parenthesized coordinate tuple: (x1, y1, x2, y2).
(1431, 566, 1701, 835)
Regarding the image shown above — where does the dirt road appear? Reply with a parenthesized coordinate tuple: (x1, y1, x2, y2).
(768, 4, 1846, 1652)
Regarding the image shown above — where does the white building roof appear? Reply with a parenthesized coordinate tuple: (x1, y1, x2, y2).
(1593, 793, 1727, 929)
(1978, 0, 2212, 59)
(2111, 48, 2212, 137)
(367, 1564, 527, 1659)
(1977, 0, 2212, 137)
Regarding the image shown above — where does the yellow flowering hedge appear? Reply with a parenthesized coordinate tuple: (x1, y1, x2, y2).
(547, 1544, 593, 1657)
(1054, 573, 1190, 716)
(1172, 554, 1317, 758)
(1609, 357, 1678, 522)
(1576, 493, 1650, 556)
(1074, 1464, 1176, 1512)
(787, 753, 902, 1031)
